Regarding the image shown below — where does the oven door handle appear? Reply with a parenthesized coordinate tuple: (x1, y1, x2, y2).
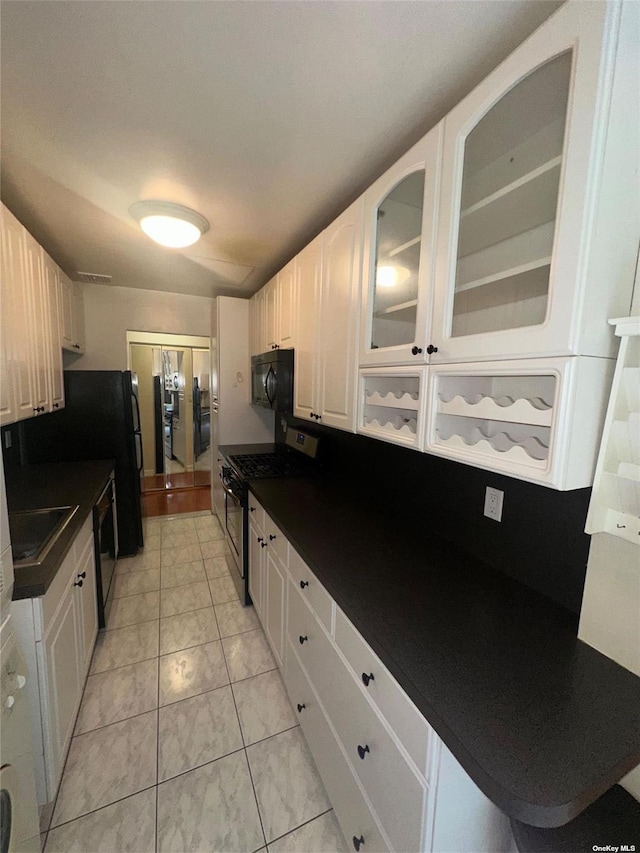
(221, 480, 239, 500)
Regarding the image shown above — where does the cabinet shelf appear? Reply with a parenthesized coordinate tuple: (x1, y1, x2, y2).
(374, 299, 418, 318)
(437, 392, 552, 426)
(388, 235, 421, 258)
(435, 427, 549, 466)
(455, 257, 552, 295)
(366, 390, 419, 411)
(461, 156, 562, 220)
(457, 157, 562, 258)
(364, 415, 418, 437)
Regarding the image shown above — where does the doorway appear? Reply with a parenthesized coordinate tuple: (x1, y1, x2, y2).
(128, 334, 211, 501)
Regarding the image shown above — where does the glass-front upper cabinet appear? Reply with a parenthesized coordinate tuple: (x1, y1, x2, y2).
(432, 2, 635, 363)
(360, 124, 442, 366)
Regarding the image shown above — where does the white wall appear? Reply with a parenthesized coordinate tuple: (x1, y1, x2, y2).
(67, 283, 213, 371)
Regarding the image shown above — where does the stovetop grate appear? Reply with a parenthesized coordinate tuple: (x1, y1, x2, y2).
(229, 452, 315, 479)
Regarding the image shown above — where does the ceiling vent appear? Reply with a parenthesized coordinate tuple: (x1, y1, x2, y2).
(76, 271, 112, 284)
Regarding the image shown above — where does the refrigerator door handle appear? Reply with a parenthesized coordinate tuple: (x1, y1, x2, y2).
(134, 431, 144, 474)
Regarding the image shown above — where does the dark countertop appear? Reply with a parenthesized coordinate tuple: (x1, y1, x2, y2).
(249, 474, 640, 829)
(7, 460, 114, 599)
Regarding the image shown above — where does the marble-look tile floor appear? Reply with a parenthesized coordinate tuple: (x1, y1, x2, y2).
(43, 511, 348, 853)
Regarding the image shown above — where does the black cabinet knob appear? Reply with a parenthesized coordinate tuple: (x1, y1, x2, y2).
(357, 744, 370, 760)
(78, 571, 86, 579)
(257, 536, 263, 542)
(361, 672, 375, 687)
(426, 344, 438, 355)
(53, 403, 59, 408)
(74, 579, 83, 588)
(269, 534, 276, 541)
(249, 506, 256, 512)
(261, 541, 267, 548)
(353, 835, 365, 851)
(310, 412, 315, 419)
(299, 635, 308, 645)
(300, 580, 309, 589)
(411, 346, 422, 355)
(297, 703, 306, 713)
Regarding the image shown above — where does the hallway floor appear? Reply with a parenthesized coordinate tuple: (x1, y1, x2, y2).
(42, 511, 347, 853)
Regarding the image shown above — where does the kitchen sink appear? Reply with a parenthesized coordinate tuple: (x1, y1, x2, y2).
(9, 506, 80, 568)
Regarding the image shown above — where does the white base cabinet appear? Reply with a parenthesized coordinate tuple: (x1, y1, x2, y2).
(249, 496, 511, 853)
(12, 515, 99, 808)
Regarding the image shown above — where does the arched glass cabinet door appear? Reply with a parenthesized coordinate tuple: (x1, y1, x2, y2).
(370, 169, 425, 351)
(432, 1, 621, 363)
(450, 52, 572, 341)
(360, 127, 441, 367)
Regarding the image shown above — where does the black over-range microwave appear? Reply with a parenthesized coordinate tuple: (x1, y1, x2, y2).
(251, 349, 294, 412)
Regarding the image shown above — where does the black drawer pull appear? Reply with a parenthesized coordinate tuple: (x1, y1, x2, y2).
(269, 534, 276, 541)
(257, 536, 263, 542)
(261, 541, 267, 548)
(411, 345, 422, 355)
(361, 672, 375, 687)
(426, 344, 438, 355)
(249, 506, 256, 512)
(77, 571, 87, 580)
(74, 579, 83, 588)
(299, 635, 308, 645)
(353, 835, 365, 851)
(300, 580, 309, 589)
(297, 703, 306, 713)
(357, 744, 370, 760)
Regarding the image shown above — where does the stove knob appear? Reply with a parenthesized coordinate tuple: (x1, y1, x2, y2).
(4, 695, 15, 712)
(16, 674, 26, 689)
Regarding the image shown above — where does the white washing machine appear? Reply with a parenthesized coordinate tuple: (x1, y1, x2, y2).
(1, 622, 41, 853)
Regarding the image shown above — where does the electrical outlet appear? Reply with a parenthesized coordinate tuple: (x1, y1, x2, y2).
(484, 486, 504, 522)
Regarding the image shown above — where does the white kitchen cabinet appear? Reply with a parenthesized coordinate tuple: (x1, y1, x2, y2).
(0, 205, 33, 425)
(264, 276, 278, 350)
(60, 272, 85, 354)
(277, 259, 296, 349)
(431, 1, 638, 364)
(425, 356, 614, 489)
(249, 287, 265, 357)
(292, 201, 362, 431)
(40, 250, 65, 412)
(360, 125, 442, 367)
(0, 203, 66, 424)
(12, 515, 99, 806)
(248, 516, 265, 619)
(315, 196, 363, 431)
(293, 234, 322, 422)
(252, 501, 508, 853)
(358, 366, 428, 450)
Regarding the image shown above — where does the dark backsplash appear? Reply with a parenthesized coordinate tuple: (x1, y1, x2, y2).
(5, 413, 591, 616)
(280, 415, 591, 617)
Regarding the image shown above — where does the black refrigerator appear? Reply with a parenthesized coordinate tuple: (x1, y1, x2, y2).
(22, 370, 144, 556)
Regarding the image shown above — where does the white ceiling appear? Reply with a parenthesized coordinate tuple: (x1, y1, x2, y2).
(1, 0, 561, 299)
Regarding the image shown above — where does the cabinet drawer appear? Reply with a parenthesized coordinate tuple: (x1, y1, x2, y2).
(247, 495, 264, 531)
(289, 546, 333, 632)
(263, 514, 288, 567)
(334, 607, 431, 777)
(288, 585, 427, 853)
(285, 641, 390, 853)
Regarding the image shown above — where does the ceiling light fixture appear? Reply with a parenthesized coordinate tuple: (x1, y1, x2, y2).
(129, 200, 209, 249)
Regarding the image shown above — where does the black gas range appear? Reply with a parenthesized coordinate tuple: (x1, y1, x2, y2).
(219, 427, 320, 605)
